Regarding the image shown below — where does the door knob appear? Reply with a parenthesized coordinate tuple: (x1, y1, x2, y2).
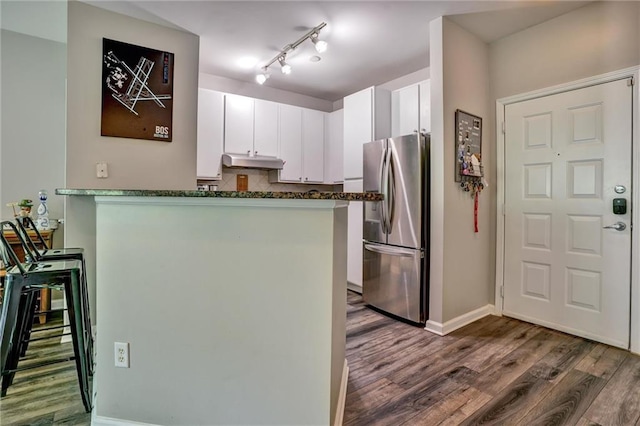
(603, 222, 626, 231)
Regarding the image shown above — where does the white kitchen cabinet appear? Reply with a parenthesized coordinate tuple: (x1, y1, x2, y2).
(224, 94, 254, 155)
(224, 95, 278, 157)
(343, 86, 391, 179)
(302, 108, 324, 183)
(419, 80, 431, 133)
(391, 80, 431, 137)
(197, 88, 224, 179)
(253, 99, 279, 157)
(271, 105, 325, 184)
(278, 104, 303, 182)
(344, 179, 363, 291)
(324, 109, 344, 184)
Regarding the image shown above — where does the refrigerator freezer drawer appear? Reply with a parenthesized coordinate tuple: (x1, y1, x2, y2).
(362, 242, 423, 323)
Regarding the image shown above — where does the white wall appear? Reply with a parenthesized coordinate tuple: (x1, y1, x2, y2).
(0, 29, 67, 231)
(429, 17, 493, 325)
(378, 67, 429, 92)
(199, 72, 333, 112)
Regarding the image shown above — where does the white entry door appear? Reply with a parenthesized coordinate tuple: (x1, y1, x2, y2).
(503, 78, 633, 349)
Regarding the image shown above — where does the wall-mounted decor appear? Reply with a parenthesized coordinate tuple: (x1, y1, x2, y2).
(455, 109, 483, 182)
(101, 38, 174, 142)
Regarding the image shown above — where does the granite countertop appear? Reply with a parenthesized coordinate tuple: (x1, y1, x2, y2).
(55, 188, 383, 201)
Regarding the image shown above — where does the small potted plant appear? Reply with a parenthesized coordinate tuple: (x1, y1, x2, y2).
(17, 199, 33, 227)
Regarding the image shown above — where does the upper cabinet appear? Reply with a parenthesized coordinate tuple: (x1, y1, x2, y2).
(343, 86, 391, 180)
(391, 80, 430, 137)
(272, 105, 325, 183)
(324, 109, 344, 184)
(197, 89, 225, 180)
(224, 94, 278, 157)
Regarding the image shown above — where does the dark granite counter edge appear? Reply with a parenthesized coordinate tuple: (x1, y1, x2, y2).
(56, 188, 383, 201)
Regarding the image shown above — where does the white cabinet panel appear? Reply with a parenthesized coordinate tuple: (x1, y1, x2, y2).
(392, 84, 420, 136)
(344, 179, 363, 290)
(224, 94, 254, 155)
(343, 87, 390, 180)
(197, 89, 224, 179)
(419, 80, 431, 133)
(279, 104, 303, 182)
(324, 109, 344, 184)
(302, 108, 324, 183)
(254, 100, 279, 157)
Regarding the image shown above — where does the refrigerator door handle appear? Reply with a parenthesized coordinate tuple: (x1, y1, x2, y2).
(381, 145, 391, 234)
(364, 243, 415, 258)
(379, 147, 388, 235)
(387, 150, 396, 234)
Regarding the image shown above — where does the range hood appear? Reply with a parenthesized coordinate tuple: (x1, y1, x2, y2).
(221, 153, 284, 170)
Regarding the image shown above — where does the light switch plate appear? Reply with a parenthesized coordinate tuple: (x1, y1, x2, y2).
(96, 162, 108, 178)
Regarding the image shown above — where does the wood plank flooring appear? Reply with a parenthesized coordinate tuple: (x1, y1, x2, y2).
(0, 316, 91, 425)
(345, 291, 640, 426)
(3, 292, 640, 425)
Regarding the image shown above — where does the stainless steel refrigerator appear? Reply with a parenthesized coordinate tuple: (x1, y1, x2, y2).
(362, 133, 429, 324)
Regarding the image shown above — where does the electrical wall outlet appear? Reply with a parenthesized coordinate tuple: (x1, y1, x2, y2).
(114, 342, 129, 368)
(96, 162, 109, 178)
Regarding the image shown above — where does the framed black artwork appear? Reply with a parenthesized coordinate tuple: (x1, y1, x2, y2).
(101, 38, 174, 142)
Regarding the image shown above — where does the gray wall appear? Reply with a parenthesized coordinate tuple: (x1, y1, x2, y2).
(65, 0, 199, 329)
(66, 1, 199, 191)
(490, 1, 640, 101)
(0, 29, 66, 229)
(430, 17, 493, 324)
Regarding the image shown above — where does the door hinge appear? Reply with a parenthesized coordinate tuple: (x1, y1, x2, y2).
(501, 121, 505, 134)
(501, 204, 506, 216)
(500, 286, 504, 298)
(628, 77, 634, 87)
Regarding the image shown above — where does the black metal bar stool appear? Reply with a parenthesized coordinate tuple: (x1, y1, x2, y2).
(0, 221, 91, 412)
(14, 216, 94, 374)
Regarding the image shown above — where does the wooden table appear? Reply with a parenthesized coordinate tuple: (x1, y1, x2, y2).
(1, 228, 55, 324)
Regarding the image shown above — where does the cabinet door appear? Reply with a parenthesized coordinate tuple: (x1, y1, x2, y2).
(419, 80, 431, 133)
(197, 89, 224, 179)
(343, 87, 373, 179)
(324, 109, 344, 184)
(394, 84, 420, 137)
(224, 94, 254, 155)
(279, 104, 302, 182)
(254, 100, 279, 157)
(344, 179, 363, 290)
(302, 109, 324, 183)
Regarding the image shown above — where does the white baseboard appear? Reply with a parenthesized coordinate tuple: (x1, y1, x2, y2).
(334, 359, 349, 426)
(92, 415, 160, 426)
(51, 299, 65, 311)
(424, 304, 494, 336)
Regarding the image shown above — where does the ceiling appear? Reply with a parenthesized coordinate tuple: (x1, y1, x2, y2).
(83, 1, 592, 102)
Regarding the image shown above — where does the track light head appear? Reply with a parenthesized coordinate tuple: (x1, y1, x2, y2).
(278, 56, 292, 74)
(311, 33, 327, 53)
(255, 67, 270, 84)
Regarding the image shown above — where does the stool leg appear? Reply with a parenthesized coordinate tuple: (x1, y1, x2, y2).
(0, 280, 23, 397)
(79, 259, 94, 376)
(18, 291, 38, 357)
(64, 273, 92, 413)
(1, 290, 34, 395)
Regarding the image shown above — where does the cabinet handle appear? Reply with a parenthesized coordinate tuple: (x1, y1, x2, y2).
(247, 150, 251, 155)
(413, 129, 418, 133)
(299, 177, 302, 181)
(421, 128, 426, 133)
(254, 151, 258, 155)
(305, 177, 308, 181)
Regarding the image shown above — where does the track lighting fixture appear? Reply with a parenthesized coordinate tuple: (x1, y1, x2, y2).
(255, 22, 327, 84)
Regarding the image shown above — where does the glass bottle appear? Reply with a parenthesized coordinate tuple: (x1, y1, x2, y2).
(37, 189, 50, 230)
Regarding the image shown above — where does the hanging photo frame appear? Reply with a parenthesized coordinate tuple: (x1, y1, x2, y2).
(455, 109, 483, 182)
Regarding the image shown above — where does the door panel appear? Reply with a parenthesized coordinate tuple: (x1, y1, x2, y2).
(503, 78, 632, 348)
(363, 139, 386, 244)
(363, 242, 423, 323)
(386, 134, 423, 249)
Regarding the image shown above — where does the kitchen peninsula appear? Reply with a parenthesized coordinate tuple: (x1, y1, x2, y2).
(56, 188, 382, 426)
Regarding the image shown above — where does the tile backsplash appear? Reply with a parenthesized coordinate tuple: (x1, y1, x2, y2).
(199, 167, 342, 192)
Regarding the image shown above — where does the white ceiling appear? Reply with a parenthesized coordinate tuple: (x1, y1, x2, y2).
(84, 1, 590, 101)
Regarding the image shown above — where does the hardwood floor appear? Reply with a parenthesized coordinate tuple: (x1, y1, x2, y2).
(0, 316, 91, 425)
(3, 292, 640, 425)
(345, 290, 640, 426)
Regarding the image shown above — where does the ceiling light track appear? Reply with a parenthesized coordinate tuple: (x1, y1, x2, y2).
(256, 22, 327, 84)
